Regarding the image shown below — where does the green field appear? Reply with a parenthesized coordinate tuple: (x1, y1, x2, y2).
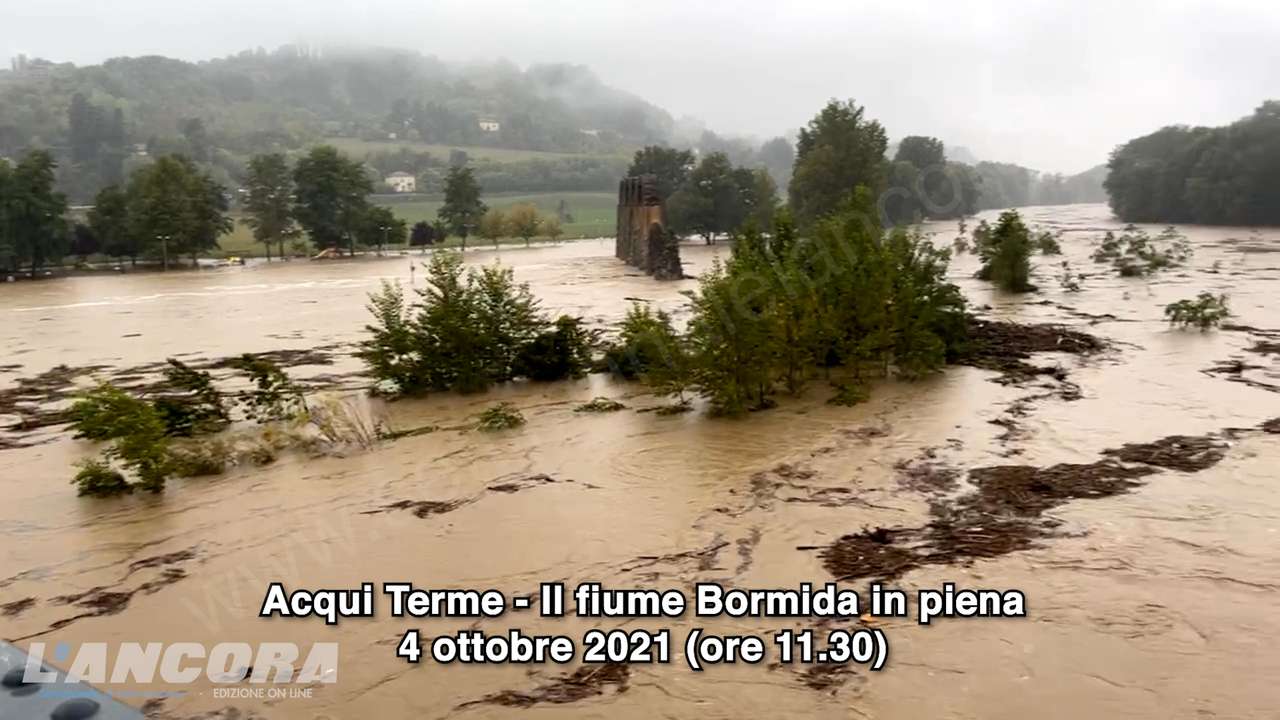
(215, 191, 616, 257)
(321, 137, 627, 163)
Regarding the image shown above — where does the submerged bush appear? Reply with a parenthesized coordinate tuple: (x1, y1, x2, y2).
(475, 402, 526, 431)
(1092, 225, 1191, 277)
(976, 210, 1035, 292)
(168, 439, 231, 477)
(575, 397, 627, 413)
(152, 359, 230, 436)
(827, 383, 871, 406)
(603, 304, 687, 381)
(1034, 229, 1063, 255)
(70, 383, 152, 441)
(359, 253, 557, 394)
(674, 193, 966, 415)
(230, 355, 306, 422)
(72, 458, 131, 497)
(513, 316, 594, 381)
(1165, 292, 1230, 330)
(70, 382, 173, 493)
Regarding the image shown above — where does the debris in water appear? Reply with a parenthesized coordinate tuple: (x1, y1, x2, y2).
(1, 597, 35, 617)
(457, 662, 630, 709)
(956, 318, 1106, 385)
(362, 499, 470, 519)
(1102, 435, 1228, 472)
(799, 663, 856, 693)
(967, 461, 1157, 516)
(815, 431, 1232, 583)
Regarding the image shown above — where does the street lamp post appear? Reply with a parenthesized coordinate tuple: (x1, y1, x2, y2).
(157, 234, 170, 271)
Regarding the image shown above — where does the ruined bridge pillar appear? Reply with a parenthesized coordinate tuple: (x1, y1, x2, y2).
(615, 175, 683, 280)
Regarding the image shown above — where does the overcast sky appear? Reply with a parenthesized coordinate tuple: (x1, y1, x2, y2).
(6, 0, 1279, 173)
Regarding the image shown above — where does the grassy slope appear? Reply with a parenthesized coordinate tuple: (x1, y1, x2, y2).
(216, 191, 616, 256)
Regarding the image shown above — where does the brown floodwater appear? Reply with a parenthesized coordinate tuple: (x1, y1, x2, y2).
(1, 204, 1279, 718)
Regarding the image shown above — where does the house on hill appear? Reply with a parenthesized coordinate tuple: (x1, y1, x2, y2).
(478, 117, 501, 133)
(385, 171, 416, 193)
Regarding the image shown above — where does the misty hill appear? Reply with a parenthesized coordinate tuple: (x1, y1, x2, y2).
(0, 47, 676, 199)
(1, 47, 673, 154)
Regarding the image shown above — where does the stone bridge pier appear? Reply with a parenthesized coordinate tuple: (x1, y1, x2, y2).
(615, 175, 683, 280)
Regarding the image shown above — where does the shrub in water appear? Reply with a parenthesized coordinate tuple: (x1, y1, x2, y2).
(230, 355, 306, 422)
(152, 358, 230, 436)
(475, 402, 526, 431)
(575, 397, 627, 413)
(1165, 292, 1230, 330)
(168, 439, 231, 477)
(513, 316, 594, 381)
(976, 210, 1035, 292)
(72, 458, 131, 497)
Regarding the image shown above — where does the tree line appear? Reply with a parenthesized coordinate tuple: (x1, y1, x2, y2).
(1105, 101, 1280, 225)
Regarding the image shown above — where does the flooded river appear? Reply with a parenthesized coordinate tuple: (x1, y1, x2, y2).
(2, 204, 1279, 718)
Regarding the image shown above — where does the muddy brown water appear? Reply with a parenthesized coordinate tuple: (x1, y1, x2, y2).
(2, 204, 1279, 718)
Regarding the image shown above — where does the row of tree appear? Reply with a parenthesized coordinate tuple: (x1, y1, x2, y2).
(1105, 101, 1280, 225)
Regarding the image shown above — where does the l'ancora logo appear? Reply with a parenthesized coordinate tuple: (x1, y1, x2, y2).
(22, 642, 338, 685)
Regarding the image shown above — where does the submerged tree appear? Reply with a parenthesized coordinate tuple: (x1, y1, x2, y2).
(976, 210, 1035, 292)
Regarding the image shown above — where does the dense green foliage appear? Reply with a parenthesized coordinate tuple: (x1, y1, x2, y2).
(242, 153, 298, 260)
(513, 316, 594, 381)
(1165, 293, 1231, 330)
(358, 254, 591, 394)
(0, 150, 68, 275)
(601, 196, 968, 414)
(72, 458, 132, 498)
(884, 136, 980, 225)
(975, 210, 1035, 292)
(69, 383, 172, 494)
(666, 153, 778, 243)
(603, 304, 689, 385)
(626, 146, 695, 199)
(77, 154, 233, 269)
(1106, 102, 1280, 225)
(438, 166, 487, 246)
(291, 145, 374, 254)
(68, 355, 307, 495)
(126, 154, 232, 268)
(789, 100, 888, 230)
(152, 359, 230, 436)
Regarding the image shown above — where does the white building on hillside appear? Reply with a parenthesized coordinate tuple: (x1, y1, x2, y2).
(385, 172, 416, 193)
(478, 118, 501, 133)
